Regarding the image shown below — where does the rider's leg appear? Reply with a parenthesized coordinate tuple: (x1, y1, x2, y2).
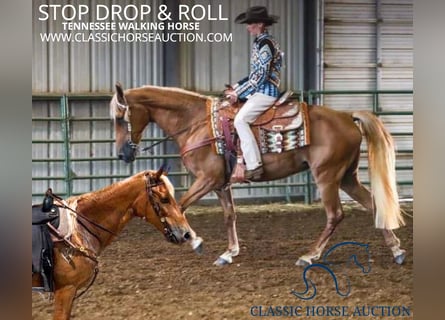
(234, 93, 276, 171)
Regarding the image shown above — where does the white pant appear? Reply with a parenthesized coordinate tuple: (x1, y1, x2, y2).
(234, 93, 277, 170)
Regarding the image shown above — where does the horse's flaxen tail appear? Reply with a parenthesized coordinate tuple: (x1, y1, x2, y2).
(352, 111, 405, 230)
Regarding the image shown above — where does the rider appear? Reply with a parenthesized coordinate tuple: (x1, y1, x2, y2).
(225, 6, 283, 180)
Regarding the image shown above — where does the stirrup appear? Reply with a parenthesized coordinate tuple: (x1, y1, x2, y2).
(245, 166, 264, 180)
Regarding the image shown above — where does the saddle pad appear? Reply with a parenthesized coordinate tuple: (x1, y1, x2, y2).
(207, 98, 311, 155)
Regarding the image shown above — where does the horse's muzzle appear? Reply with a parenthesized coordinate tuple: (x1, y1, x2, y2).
(166, 228, 191, 244)
(118, 153, 135, 163)
(117, 141, 137, 163)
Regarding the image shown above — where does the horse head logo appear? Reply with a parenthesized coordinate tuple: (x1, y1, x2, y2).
(291, 242, 371, 300)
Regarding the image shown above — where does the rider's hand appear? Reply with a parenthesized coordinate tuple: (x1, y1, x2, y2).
(225, 90, 238, 104)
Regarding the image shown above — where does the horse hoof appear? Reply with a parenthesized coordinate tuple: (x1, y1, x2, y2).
(394, 253, 405, 265)
(213, 256, 231, 266)
(295, 258, 311, 267)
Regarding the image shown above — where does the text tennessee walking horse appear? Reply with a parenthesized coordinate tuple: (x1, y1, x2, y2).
(32, 168, 202, 320)
(110, 83, 406, 267)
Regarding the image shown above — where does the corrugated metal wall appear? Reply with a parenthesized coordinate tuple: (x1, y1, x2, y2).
(321, 0, 413, 198)
(32, 0, 164, 92)
(323, 0, 378, 111)
(32, 0, 171, 202)
(33, 0, 304, 93)
(322, 0, 413, 97)
(179, 0, 304, 92)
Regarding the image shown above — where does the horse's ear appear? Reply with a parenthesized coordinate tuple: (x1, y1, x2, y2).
(115, 82, 126, 104)
(155, 163, 169, 180)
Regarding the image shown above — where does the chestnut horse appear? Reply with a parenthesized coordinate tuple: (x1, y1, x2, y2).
(32, 168, 202, 320)
(110, 83, 406, 267)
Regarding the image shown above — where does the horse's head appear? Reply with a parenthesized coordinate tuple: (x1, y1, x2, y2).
(110, 82, 150, 163)
(349, 243, 372, 274)
(322, 241, 372, 274)
(137, 166, 196, 245)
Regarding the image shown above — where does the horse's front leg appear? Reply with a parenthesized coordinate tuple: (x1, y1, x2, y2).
(213, 187, 239, 266)
(178, 176, 220, 254)
(53, 285, 77, 320)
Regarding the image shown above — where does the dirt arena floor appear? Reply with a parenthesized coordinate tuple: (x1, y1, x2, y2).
(32, 202, 413, 319)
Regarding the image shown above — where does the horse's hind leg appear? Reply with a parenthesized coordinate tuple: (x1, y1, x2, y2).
(296, 179, 345, 266)
(53, 285, 77, 320)
(341, 169, 406, 264)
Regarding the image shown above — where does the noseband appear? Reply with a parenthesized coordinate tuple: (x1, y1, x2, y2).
(126, 120, 140, 152)
(145, 173, 179, 243)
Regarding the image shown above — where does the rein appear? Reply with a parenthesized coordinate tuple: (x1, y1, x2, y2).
(46, 191, 113, 264)
(46, 221, 99, 300)
(139, 116, 210, 153)
(49, 191, 119, 238)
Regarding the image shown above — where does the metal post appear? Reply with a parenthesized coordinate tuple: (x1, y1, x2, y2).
(285, 185, 291, 203)
(305, 90, 313, 204)
(60, 95, 72, 196)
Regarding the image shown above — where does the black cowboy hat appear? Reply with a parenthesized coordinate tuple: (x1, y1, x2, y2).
(235, 6, 279, 26)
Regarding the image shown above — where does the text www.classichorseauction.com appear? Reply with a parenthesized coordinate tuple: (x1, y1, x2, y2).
(38, 4, 233, 43)
(250, 241, 411, 318)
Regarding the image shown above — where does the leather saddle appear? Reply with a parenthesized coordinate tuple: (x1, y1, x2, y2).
(220, 90, 301, 130)
(208, 90, 310, 156)
(32, 189, 60, 292)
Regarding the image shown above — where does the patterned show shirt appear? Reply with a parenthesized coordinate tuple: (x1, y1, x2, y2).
(233, 32, 282, 100)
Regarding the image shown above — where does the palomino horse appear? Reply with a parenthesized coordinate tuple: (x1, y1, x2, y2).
(32, 168, 202, 320)
(110, 83, 406, 267)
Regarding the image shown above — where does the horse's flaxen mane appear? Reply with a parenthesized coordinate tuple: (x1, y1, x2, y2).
(141, 85, 208, 100)
(110, 85, 209, 120)
(127, 85, 210, 109)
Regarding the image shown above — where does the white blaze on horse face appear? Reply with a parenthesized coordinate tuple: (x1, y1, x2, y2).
(158, 174, 203, 247)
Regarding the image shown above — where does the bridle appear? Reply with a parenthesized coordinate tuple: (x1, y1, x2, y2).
(144, 172, 179, 244)
(114, 98, 140, 152)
